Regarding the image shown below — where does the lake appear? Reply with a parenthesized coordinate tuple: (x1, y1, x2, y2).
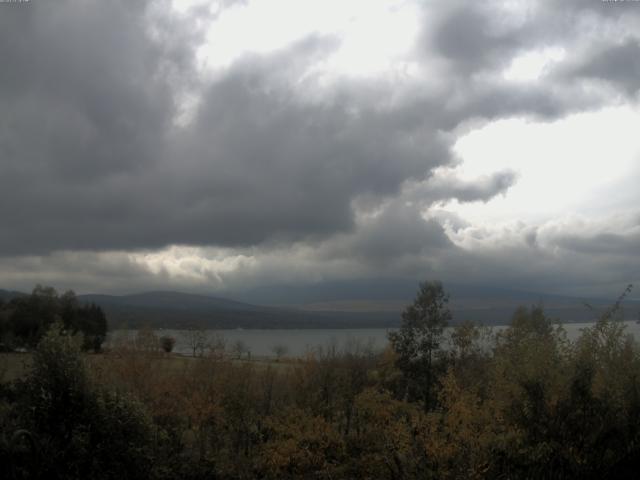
(108, 320, 640, 358)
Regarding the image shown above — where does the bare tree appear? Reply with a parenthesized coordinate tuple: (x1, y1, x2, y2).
(232, 339, 248, 360)
(208, 332, 227, 359)
(185, 327, 209, 357)
(271, 344, 289, 360)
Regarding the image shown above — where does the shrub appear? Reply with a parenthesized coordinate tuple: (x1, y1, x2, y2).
(160, 336, 176, 353)
(9, 322, 155, 479)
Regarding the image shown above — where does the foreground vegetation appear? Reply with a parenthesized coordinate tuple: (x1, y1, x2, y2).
(2, 282, 640, 479)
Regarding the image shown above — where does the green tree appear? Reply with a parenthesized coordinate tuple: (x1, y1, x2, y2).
(76, 303, 108, 352)
(9, 285, 59, 347)
(7, 287, 107, 351)
(10, 322, 154, 480)
(389, 281, 451, 410)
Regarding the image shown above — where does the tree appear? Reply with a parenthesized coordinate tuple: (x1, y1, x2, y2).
(271, 344, 288, 360)
(186, 327, 209, 357)
(9, 285, 59, 347)
(232, 339, 248, 360)
(76, 303, 108, 352)
(6, 287, 107, 351)
(447, 320, 492, 391)
(388, 281, 451, 410)
(160, 335, 176, 353)
(11, 322, 154, 478)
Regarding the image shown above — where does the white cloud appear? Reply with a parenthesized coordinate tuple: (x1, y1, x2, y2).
(448, 105, 640, 227)
(190, 0, 420, 78)
(132, 245, 256, 284)
(503, 47, 565, 82)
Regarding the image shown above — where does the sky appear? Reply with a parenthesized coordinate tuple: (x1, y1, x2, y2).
(1, 0, 639, 300)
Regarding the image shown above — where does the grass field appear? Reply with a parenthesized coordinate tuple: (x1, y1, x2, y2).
(0, 350, 298, 385)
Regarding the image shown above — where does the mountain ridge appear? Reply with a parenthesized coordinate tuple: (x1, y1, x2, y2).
(3, 284, 639, 328)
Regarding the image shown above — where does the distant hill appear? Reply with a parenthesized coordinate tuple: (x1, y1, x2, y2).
(233, 278, 613, 306)
(76, 291, 398, 329)
(79, 291, 264, 313)
(3, 284, 639, 329)
(0, 289, 27, 302)
(235, 280, 640, 326)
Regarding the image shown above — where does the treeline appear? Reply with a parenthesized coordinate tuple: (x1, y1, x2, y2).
(2, 282, 640, 478)
(0, 285, 107, 351)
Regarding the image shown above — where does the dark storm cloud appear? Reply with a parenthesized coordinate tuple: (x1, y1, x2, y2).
(321, 203, 453, 267)
(169, 52, 452, 246)
(1, 0, 639, 296)
(0, 1, 178, 175)
(0, 1, 455, 255)
(0, 0, 183, 253)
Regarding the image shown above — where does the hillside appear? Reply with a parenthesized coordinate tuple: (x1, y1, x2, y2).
(237, 280, 640, 326)
(3, 285, 638, 329)
(0, 289, 26, 302)
(77, 291, 398, 329)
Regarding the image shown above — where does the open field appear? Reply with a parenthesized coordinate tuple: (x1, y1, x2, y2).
(0, 351, 299, 385)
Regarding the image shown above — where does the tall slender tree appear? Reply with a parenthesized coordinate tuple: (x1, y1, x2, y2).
(389, 280, 451, 410)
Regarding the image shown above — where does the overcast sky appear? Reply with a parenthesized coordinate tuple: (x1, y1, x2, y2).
(1, 0, 639, 299)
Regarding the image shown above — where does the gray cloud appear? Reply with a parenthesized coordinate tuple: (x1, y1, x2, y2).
(0, 1, 454, 255)
(573, 39, 640, 95)
(410, 170, 517, 205)
(555, 231, 640, 257)
(1, 0, 639, 297)
(318, 203, 453, 268)
(0, 0, 182, 253)
(430, 5, 523, 74)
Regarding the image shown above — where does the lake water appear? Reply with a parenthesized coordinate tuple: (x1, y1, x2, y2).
(108, 320, 640, 358)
